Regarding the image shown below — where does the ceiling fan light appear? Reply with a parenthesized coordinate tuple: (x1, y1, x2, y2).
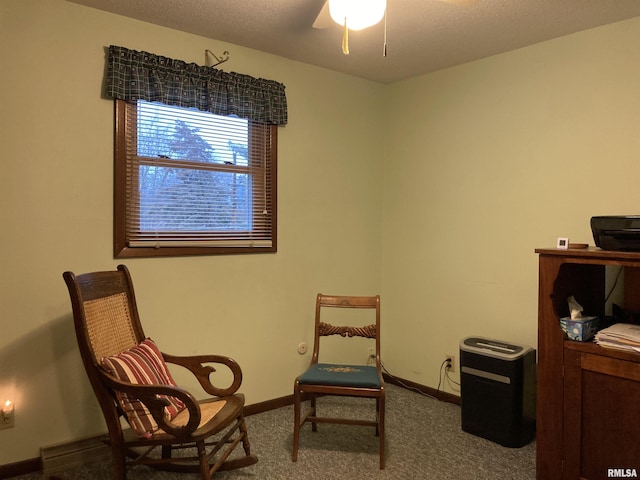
(328, 0, 387, 31)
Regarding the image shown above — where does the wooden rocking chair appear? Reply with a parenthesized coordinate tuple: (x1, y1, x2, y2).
(63, 265, 257, 480)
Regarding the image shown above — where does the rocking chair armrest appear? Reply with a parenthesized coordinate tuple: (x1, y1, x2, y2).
(161, 352, 243, 397)
(101, 372, 201, 436)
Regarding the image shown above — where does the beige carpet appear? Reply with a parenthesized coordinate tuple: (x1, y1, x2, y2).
(11, 383, 535, 479)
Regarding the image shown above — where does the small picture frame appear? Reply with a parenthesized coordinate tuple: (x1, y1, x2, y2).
(557, 237, 569, 249)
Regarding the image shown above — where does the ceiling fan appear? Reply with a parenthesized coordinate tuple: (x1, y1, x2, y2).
(313, 0, 481, 54)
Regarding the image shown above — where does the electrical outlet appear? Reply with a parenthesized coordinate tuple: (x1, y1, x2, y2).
(445, 354, 456, 373)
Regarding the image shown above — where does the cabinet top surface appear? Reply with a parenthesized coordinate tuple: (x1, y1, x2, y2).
(535, 247, 640, 262)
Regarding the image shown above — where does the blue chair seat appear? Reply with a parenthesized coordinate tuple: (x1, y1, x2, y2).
(298, 363, 381, 388)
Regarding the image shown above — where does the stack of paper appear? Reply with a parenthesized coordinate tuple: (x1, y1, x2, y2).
(595, 323, 640, 352)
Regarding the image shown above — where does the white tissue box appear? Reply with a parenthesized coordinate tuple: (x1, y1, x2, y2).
(560, 316, 599, 342)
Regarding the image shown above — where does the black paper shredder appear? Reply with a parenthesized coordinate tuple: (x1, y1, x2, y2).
(459, 336, 536, 448)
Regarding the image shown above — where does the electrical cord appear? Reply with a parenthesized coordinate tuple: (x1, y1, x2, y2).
(381, 359, 460, 400)
(436, 359, 448, 393)
(445, 369, 460, 388)
(437, 359, 460, 396)
(381, 361, 438, 400)
(604, 266, 623, 304)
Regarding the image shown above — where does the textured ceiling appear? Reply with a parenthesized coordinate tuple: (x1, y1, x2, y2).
(67, 0, 640, 83)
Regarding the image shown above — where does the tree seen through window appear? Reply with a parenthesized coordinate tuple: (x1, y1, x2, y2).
(136, 102, 252, 232)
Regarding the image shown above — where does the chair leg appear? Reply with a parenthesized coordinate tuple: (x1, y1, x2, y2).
(378, 395, 386, 469)
(107, 433, 127, 480)
(239, 414, 252, 456)
(375, 398, 380, 437)
(161, 445, 171, 459)
(292, 386, 301, 462)
(310, 394, 317, 432)
(197, 440, 212, 480)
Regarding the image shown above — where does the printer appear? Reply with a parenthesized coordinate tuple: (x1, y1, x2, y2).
(591, 216, 640, 251)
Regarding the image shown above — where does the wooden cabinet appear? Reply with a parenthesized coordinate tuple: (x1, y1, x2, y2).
(536, 248, 640, 480)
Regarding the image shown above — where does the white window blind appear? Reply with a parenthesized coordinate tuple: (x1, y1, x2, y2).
(115, 100, 277, 257)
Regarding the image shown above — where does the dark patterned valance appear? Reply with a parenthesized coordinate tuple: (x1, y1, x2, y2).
(105, 45, 288, 125)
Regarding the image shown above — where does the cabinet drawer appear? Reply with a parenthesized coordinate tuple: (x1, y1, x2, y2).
(581, 352, 640, 381)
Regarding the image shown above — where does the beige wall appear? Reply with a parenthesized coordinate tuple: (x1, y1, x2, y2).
(381, 17, 640, 388)
(0, 0, 384, 464)
(2, 0, 640, 467)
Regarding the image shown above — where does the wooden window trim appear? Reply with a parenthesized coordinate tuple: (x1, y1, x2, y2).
(113, 99, 277, 258)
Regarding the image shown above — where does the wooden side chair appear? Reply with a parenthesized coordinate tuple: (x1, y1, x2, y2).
(292, 293, 385, 469)
(63, 265, 257, 480)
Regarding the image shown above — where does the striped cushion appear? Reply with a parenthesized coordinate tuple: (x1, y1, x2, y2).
(101, 338, 185, 438)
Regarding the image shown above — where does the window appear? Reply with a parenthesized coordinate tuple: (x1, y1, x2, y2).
(114, 99, 277, 257)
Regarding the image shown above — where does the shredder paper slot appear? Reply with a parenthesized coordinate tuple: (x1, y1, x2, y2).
(460, 336, 532, 360)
